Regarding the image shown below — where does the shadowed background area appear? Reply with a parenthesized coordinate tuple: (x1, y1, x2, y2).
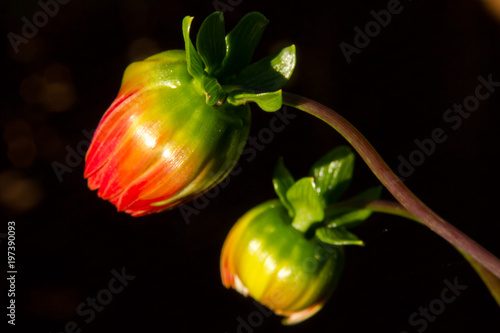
(2, 0, 500, 332)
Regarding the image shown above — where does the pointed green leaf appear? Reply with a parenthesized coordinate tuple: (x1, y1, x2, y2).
(316, 227, 364, 246)
(326, 210, 372, 229)
(310, 146, 355, 206)
(272, 157, 295, 215)
(202, 76, 226, 106)
(286, 177, 324, 232)
(227, 45, 296, 91)
(217, 12, 269, 79)
(196, 12, 226, 75)
(326, 186, 382, 229)
(182, 16, 205, 79)
(227, 90, 282, 111)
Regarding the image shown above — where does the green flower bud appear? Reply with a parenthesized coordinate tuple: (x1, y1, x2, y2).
(221, 199, 344, 325)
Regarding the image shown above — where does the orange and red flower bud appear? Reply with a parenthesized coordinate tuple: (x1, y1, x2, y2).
(84, 12, 296, 216)
(84, 50, 250, 216)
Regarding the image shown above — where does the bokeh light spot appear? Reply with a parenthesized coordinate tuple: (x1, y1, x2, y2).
(0, 170, 43, 212)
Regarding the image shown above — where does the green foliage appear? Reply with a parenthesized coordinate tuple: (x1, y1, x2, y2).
(181, 12, 296, 111)
(196, 12, 226, 75)
(326, 186, 382, 229)
(227, 90, 282, 112)
(271, 146, 382, 247)
(272, 157, 295, 213)
(315, 227, 364, 246)
(309, 146, 355, 206)
(286, 178, 325, 232)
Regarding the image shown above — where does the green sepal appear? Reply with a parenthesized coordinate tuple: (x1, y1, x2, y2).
(217, 12, 269, 80)
(286, 177, 324, 232)
(227, 90, 282, 112)
(326, 186, 382, 229)
(315, 227, 364, 247)
(202, 75, 226, 105)
(309, 146, 355, 206)
(227, 45, 296, 91)
(182, 16, 205, 79)
(272, 157, 295, 215)
(196, 11, 226, 75)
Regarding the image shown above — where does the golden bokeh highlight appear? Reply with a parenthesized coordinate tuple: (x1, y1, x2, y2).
(482, 0, 500, 20)
(43, 82, 76, 112)
(18, 63, 77, 112)
(3, 119, 36, 168)
(0, 170, 43, 212)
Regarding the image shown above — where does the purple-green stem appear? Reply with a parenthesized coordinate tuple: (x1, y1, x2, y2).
(326, 199, 500, 306)
(282, 91, 500, 279)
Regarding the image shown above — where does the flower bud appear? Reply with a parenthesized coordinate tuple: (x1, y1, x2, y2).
(220, 200, 344, 325)
(84, 12, 296, 216)
(84, 50, 250, 216)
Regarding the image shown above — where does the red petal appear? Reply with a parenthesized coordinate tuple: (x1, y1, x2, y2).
(114, 158, 181, 211)
(84, 91, 139, 179)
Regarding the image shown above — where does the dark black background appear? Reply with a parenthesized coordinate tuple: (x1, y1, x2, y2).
(2, 0, 500, 332)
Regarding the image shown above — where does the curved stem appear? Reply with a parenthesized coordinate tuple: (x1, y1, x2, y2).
(282, 91, 500, 279)
(327, 199, 500, 306)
